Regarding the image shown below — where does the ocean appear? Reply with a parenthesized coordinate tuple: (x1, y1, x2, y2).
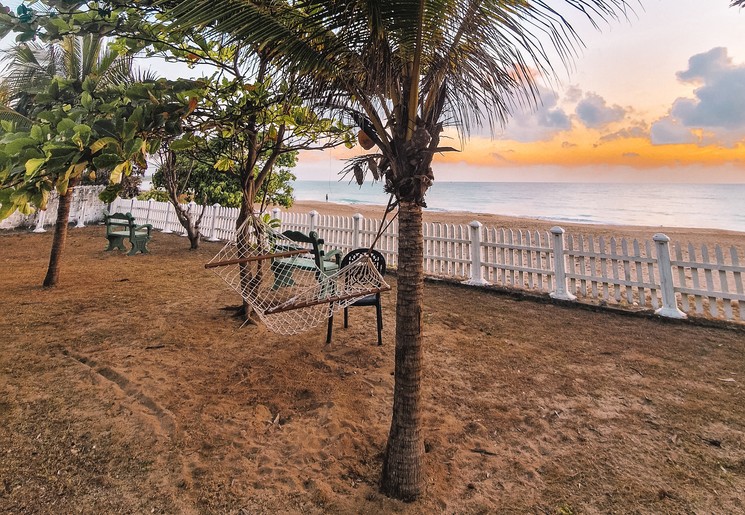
(292, 180, 745, 233)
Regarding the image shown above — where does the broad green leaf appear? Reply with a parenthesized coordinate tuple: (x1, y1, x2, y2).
(147, 138, 161, 154)
(70, 162, 88, 178)
(81, 91, 94, 109)
(124, 137, 143, 157)
(82, 78, 96, 93)
(0, 188, 14, 219)
(214, 157, 234, 172)
(92, 119, 117, 138)
(57, 118, 76, 133)
(56, 178, 69, 195)
(99, 183, 122, 204)
(25, 158, 46, 178)
(17, 201, 35, 216)
(30, 125, 45, 141)
(37, 189, 50, 211)
(92, 153, 121, 170)
(90, 137, 118, 154)
(170, 137, 195, 151)
(109, 160, 130, 184)
(72, 124, 92, 148)
(4, 137, 37, 155)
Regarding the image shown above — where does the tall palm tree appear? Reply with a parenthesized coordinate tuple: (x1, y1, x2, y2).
(163, 0, 633, 500)
(1, 34, 137, 287)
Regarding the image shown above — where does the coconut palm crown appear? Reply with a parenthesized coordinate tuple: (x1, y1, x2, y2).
(1, 33, 141, 116)
(165, 0, 631, 205)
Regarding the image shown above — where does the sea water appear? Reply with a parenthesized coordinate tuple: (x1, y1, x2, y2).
(292, 180, 745, 233)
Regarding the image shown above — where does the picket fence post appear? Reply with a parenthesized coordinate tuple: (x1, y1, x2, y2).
(653, 233, 687, 319)
(207, 203, 221, 242)
(271, 207, 281, 222)
(162, 203, 173, 233)
(463, 220, 489, 286)
(549, 226, 576, 301)
(75, 192, 86, 228)
(353, 213, 363, 249)
(141, 198, 152, 225)
(33, 209, 47, 233)
(309, 210, 318, 233)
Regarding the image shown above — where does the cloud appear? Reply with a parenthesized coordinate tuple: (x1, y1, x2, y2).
(598, 126, 648, 143)
(561, 141, 577, 148)
(499, 85, 572, 142)
(676, 47, 731, 83)
(650, 116, 698, 145)
(653, 47, 745, 145)
(563, 85, 583, 103)
(489, 152, 515, 165)
(575, 92, 627, 128)
(622, 152, 640, 158)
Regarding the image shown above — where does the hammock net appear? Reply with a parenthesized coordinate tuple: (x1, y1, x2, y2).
(206, 218, 390, 335)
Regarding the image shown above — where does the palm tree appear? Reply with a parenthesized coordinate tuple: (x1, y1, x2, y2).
(1, 34, 137, 287)
(163, 0, 633, 500)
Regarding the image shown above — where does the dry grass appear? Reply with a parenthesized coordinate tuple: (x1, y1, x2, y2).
(1, 226, 744, 514)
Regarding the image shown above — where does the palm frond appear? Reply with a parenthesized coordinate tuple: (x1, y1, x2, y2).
(60, 35, 82, 81)
(81, 34, 105, 79)
(0, 105, 33, 129)
(165, 0, 633, 140)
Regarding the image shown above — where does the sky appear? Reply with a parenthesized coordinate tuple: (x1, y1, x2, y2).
(296, 0, 745, 183)
(2, 0, 745, 183)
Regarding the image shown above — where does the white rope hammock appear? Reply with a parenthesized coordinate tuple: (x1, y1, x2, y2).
(206, 217, 390, 335)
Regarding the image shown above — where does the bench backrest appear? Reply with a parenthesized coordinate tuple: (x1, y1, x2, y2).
(104, 212, 136, 233)
(282, 230, 327, 269)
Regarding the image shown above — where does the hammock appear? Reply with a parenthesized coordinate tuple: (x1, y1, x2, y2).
(205, 217, 391, 335)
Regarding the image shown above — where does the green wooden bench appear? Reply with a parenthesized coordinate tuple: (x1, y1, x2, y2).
(104, 212, 153, 256)
(271, 230, 340, 288)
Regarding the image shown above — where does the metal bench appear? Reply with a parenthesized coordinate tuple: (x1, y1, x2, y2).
(104, 212, 153, 256)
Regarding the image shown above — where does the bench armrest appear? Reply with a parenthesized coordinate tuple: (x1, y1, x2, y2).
(134, 224, 153, 234)
(324, 249, 341, 265)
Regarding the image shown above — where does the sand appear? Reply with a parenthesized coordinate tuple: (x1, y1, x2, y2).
(1, 221, 744, 514)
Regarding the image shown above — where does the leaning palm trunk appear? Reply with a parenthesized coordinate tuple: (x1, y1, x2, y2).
(381, 200, 425, 500)
(43, 177, 79, 287)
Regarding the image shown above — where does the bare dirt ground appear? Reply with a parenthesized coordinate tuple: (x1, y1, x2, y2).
(1, 226, 744, 514)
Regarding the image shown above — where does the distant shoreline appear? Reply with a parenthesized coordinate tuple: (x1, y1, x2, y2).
(291, 181, 745, 234)
(287, 200, 745, 253)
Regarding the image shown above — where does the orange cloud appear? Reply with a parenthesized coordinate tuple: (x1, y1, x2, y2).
(436, 131, 745, 169)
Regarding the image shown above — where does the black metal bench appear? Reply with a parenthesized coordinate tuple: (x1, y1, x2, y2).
(104, 212, 153, 256)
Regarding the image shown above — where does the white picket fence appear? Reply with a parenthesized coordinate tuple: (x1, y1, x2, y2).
(6, 194, 742, 324)
(0, 186, 107, 231)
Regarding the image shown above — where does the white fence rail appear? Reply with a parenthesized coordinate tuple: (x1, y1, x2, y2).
(0, 186, 107, 231)
(7, 195, 744, 324)
(672, 242, 745, 321)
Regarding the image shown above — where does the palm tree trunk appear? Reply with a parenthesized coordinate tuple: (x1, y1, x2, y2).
(43, 178, 79, 288)
(381, 200, 425, 501)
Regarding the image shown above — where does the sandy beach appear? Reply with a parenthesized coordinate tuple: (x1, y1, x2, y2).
(290, 200, 745, 254)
